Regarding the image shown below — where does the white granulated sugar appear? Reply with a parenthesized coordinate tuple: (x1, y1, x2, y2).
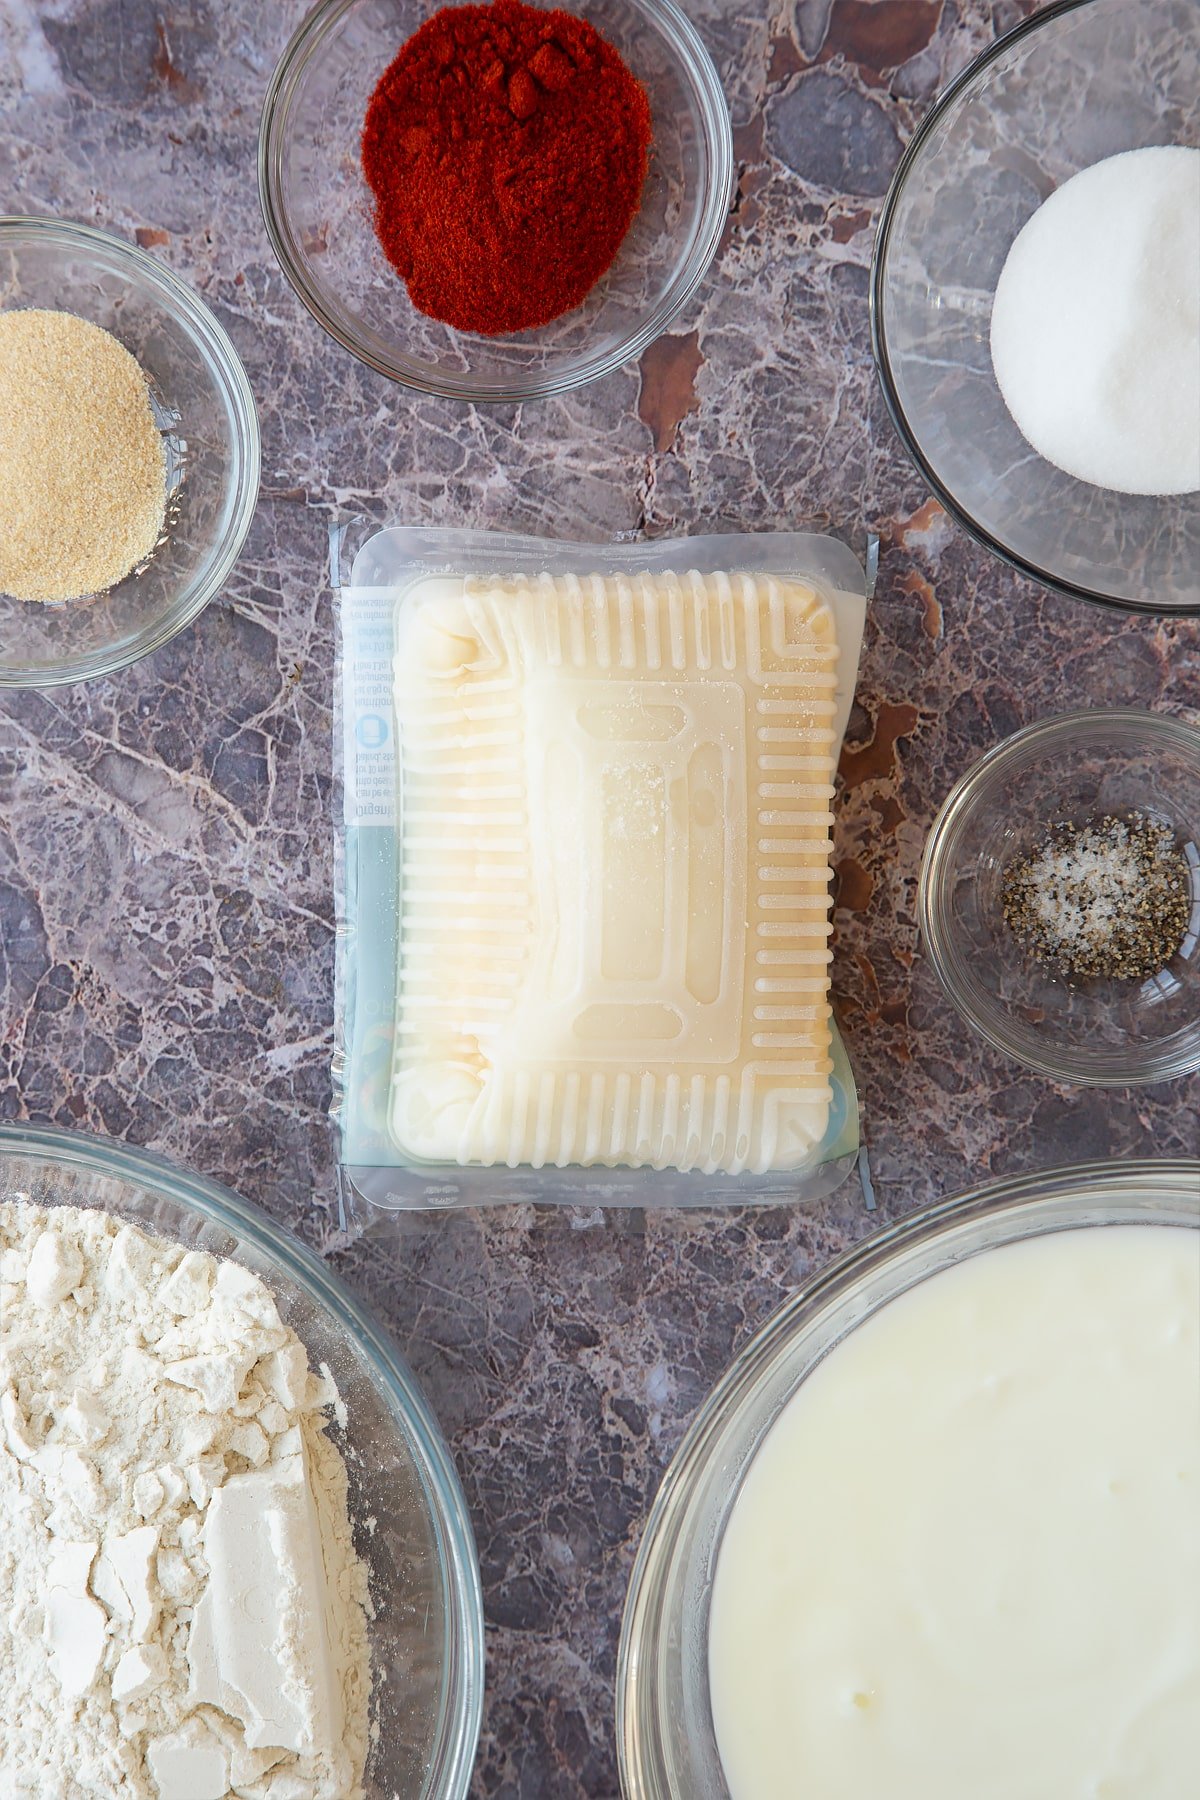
(990, 145, 1200, 496)
(0, 1201, 371, 1800)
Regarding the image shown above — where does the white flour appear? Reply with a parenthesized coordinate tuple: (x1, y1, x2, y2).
(0, 1200, 371, 1800)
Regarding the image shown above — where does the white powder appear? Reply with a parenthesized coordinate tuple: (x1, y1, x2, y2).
(0, 1201, 372, 1800)
(990, 145, 1200, 496)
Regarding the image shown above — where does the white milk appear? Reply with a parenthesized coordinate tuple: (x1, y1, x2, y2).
(709, 1224, 1200, 1799)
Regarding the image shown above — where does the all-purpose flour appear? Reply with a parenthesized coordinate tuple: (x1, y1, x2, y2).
(0, 1200, 371, 1800)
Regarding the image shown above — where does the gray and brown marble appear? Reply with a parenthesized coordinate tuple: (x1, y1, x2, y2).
(0, 2, 1197, 1795)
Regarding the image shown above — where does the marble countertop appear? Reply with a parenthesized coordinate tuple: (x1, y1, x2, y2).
(1, 1, 1196, 1794)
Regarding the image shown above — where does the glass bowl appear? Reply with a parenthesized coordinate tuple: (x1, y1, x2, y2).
(918, 709, 1200, 1085)
(870, 0, 1200, 614)
(259, 0, 733, 401)
(617, 1158, 1200, 1800)
(0, 1122, 484, 1800)
(0, 218, 260, 687)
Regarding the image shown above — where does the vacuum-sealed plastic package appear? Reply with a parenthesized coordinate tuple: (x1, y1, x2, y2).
(333, 528, 868, 1213)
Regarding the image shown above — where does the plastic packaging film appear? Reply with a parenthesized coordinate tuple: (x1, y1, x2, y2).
(332, 528, 868, 1214)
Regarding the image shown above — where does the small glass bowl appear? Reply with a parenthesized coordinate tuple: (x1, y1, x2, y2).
(0, 1122, 484, 1800)
(870, 0, 1200, 614)
(617, 1160, 1200, 1800)
(259, 0, 733, 401)
(918, 710, 1200, 1085)
(0, 218, 260, 686)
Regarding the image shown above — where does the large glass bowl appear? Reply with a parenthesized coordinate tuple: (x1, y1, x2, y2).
(0, 1122, 484, 1800)
(918, 709, 1200, 1086)
(259, 0, 733, 401)
(870, 0, 1200, 614)
(617, 1159, 1200, 1800)
(0, 218, 261, 685)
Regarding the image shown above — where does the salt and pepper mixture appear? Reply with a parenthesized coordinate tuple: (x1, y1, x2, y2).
(1001, 812, 1192, 984)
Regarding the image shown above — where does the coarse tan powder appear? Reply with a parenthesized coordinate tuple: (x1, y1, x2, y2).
(0, 308, 168, 603)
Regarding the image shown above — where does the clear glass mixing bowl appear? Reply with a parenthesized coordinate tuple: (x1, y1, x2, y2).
(259, 0, 733, 401)
(0, 218, 261, 685)
(617, 1159, 1200, 1800)
(919, 709, 1200, 1085)
(0, 1122, 484, 1800)
(870, 0, 1200, 613)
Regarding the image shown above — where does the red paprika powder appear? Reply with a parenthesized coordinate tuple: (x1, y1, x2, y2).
(361, 0, 652, 336)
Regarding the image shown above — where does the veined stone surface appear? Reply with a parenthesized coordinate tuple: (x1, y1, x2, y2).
(1, 3, 1196, 1794)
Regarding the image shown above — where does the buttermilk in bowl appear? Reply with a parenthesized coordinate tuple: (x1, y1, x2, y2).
(709, 1224, 1200, 1799)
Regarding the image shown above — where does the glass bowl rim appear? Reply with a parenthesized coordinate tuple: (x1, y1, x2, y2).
(867, 0, 1200, 620)
(0, 1118, 485, 1800)
(616, 1155, 1200, 1799)
(917, 707, 1200, 1085)
(257, 0, 735, 402)
(0, 214, 262, 689)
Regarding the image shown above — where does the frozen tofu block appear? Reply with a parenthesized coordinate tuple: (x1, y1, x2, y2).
(392, 569, 840, 1175)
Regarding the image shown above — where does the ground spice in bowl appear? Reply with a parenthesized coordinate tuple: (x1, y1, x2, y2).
(361, 0, 652, 336)
(0, 309, 167, 604)
(1001, 811, 1193, 984)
